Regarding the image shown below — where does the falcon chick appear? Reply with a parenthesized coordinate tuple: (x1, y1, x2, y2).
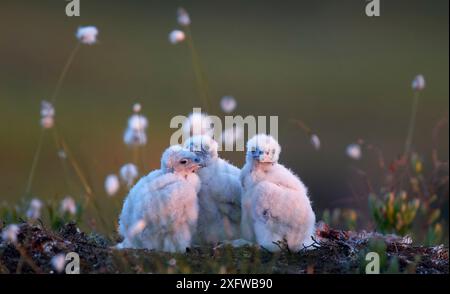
(184, 135, 242, 244)
(117, 145, 202, 252)
(240, 134, 316, 252)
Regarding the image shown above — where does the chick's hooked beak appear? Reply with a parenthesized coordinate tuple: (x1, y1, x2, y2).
(251, 147, 263, 159)
(188, 143, 209, 166)
(251, 147, 273, 163)
(193, 154, 206, 168)
(180, 150, 205, 172)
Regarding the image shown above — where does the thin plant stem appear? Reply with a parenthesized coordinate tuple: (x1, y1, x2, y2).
(60, 139, 111, 235)
(59, 138, 93, 202)
(50, 43, 81, 105)
(365, 143, 386, 170)
(185, 26, 211, 112)
(140, 145, 147, 171)
(404, 91, 421, 156)
(52, 127, 73, 191)
(24, 130, 46, 197)
(431, 115, 449, 168)
(61, 145, 111, 234)
(290, 119, 314, 138)
(58, 137, 110, 234)
(89, 196, 111, 235)
(134, 146, 147, 174)
(24, 43, 81, 196)
(132, 146, 139, 168)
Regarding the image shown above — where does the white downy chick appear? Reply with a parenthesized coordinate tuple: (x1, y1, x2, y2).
(117, 145, 202, 252)
(240, 134, 316, 252)
(184, 135, 242, 244)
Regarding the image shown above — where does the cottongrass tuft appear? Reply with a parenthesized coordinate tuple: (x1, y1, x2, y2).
(177, 7, 191, 26)
(60, 196, 77, 215)
(128, 114, 148, 131)
(310, 134, 321, 151)
(133, 103, 142, 113)
(104, 174, 120, 196)
(412, 74, 426, 91)
(405, 75, 426, 154)
(57, 150, 67, 159)
(168, 258, 177, 267)
(26, 198, 43, 220)
(123, 105, 148, 147)
(169, 30, 186, 44)
(51, 254, 66, 273)
(40, 100, 55, 129)
(76, 26, 99, 45)
(220, 96, 237, 113)
(346, 143, 362, 160)
(123, 128, 147, 146)
(1, 224, 20, 243)
(41, 100, 55, 117)
(120, 163, 139, 187)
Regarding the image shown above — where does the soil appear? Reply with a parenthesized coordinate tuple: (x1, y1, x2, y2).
(0, 222, 448, 274)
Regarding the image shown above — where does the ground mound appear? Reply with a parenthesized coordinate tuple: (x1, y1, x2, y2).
(0, 222, 447, 274)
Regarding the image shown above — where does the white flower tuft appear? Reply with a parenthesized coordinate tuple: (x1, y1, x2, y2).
(123, 128, 147, 146)
(51, 254, 66, 273)
(123, 105, 149, 147)
(169, 30, 185, 44)
(76, 26, 99, 45)
(60, 196, 77, 215)
(220, 96, 237, 113)
(40, 117, 55, 129)
(57, 150, 67, 159)
(1, 224, 20, 243)
(412, 74, 426, 91)
(168, 258, 177, 267)
(133, 103, 142, 113)
(120, 163, 139, 187)
(128, 114, 148, 131)
(310, 134, 321, 151)
(41, 101, 55, 118)
(26, 198, 43, 220)
(104, 174, 120, 196)
(346, 143, 362, 160)
(177, 8, 191, 26)
(40, 100, 55, 129)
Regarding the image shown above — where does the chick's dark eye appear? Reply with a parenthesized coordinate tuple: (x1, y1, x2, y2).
(180, 159, 188, 165)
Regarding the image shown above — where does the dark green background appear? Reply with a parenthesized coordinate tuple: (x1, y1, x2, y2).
(0, 1, 448, 223)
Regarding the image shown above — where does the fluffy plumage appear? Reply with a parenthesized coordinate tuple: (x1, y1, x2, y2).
(117, 145, 202, 252)
(184, 135, 242, 244)
(240, 134, 316, 252)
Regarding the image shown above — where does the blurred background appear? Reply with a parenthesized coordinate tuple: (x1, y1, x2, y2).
(0, 0, 448, 242)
